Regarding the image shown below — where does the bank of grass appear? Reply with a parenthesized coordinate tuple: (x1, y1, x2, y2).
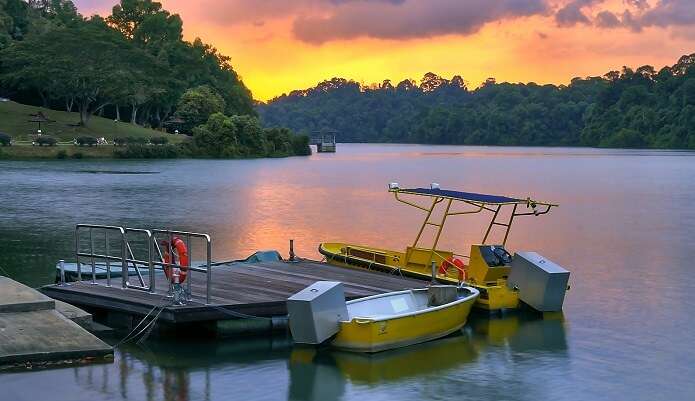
(0, 100, 182, 142)
(0, 100, 312, 160)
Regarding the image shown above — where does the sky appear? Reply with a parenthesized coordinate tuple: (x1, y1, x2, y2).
(73, 0, 695, 101)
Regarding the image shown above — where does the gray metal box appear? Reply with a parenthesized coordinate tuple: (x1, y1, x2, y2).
(508, 252, 570, 312)
(287, 281, 349, 344)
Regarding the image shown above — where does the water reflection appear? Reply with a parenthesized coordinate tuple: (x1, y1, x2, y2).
(286, 311, 566, 401)
(47, 312, 567, 401)
(3, 145, 695, 400)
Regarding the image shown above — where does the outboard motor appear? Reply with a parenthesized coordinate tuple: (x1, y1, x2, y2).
(507, 252, 570, 312)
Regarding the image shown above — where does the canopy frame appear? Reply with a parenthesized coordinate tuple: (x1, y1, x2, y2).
(389, 186, 558, 266)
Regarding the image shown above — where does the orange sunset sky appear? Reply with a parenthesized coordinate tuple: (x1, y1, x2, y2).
(73, 0, 695, 101)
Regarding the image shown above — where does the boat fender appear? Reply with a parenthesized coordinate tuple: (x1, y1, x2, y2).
(162, 236, 190, 284)
(440, 256, 467, 282)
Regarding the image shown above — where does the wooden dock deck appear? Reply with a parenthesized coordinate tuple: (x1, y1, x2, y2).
(41, 260, 421, 325)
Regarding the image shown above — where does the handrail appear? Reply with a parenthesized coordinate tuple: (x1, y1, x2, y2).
(75, 224, 126, 287)
(72, 224, 214, 305)
(151, 229, 212, 305)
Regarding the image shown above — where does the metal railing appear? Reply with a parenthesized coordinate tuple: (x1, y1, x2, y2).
(70, 224, 214, 304)
(151, 229, 212, 304)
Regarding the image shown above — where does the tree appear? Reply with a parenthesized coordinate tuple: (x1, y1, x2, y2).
(193, 112, 310, 157)
(258, 53, 695, 150)
(175, 85, 225, 133)
(0, 16, 159, 125)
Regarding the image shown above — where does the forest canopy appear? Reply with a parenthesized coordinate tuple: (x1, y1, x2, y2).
(258, 55, 695, 149)
(0, 0, 311, 158)
(0, 0, 255, 127)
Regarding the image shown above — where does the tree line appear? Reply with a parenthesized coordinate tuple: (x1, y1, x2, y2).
(0, 0, 310, 158)
(258, 55, 695, 149)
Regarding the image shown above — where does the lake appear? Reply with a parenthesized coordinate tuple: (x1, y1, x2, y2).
(1, 144, 694, 400)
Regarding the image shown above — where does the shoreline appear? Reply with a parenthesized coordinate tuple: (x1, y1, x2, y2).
(0, 145, 312, 160)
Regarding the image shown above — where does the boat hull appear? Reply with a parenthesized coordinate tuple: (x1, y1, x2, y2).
(319, 242, 519, 311)
(331, 289, 477, 353)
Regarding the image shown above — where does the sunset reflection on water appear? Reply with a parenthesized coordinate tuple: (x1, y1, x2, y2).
(1, 144, 694, 400)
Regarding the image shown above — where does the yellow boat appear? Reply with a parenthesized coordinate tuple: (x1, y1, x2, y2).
(320, 184, 560, 311)
(331, 286, 478, 352)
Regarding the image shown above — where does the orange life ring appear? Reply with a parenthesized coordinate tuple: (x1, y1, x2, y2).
(439, 256, 467, 282)
(162, 236, 189, 284)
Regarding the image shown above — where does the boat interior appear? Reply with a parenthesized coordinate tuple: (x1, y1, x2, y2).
(344, 287, 477, 321)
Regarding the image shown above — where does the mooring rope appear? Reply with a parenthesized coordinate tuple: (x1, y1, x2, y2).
(113, 302, 167, 347)
(135, 305, 167, 345)
(208, 304, 273, 321)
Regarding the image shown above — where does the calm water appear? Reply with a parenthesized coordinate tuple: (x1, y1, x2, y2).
(1, 144, 694, 400)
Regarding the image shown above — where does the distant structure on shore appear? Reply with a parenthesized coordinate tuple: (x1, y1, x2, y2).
(310, 129, 337, 153)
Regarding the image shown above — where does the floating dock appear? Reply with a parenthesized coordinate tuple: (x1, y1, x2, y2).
(0, 276, 112, 369)
(310, 130, 337, 152)
(41, 259, 421, 336)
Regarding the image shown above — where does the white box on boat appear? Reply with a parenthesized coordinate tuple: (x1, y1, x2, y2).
(508, 252, 569, 312)
(287, 281, 349, 344)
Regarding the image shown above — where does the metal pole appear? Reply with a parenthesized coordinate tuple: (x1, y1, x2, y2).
(206, 237, 212, 305)
(411, 198, 439, 249)
(185, 234, 191, 300)
(59, 259, 66, 285)
(75, 226, 81, 281)
(168, 232, 174, 297)
(90, 228, 96, 284)
(428, 198, 453, 264)
(121, 230, 128, 289)
(105, 231, 111, 287)
(482, 205, 502, 244)
(431, 261, 437, 285)
(502, 204, 518, 246)
(148, 233, 155, 294)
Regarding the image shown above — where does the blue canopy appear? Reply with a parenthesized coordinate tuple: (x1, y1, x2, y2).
(397, 187, 523, 204)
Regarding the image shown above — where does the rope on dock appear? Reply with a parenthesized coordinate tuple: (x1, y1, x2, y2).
(209, 304, 273, 321)
(135, 305, 166, 345)
(113, 301, 168, 347)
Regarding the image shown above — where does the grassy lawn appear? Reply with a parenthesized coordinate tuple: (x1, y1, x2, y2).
(0, 100, 191, 159)
(0, 100, 181, 142)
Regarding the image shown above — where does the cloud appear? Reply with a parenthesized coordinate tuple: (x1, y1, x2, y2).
(292, 0, 550, 44)
(624, 0, 649, 10)
(72, 0, 115, 15)
(555, 1, 592, 27)
(551, 0, 695, 32)
(554, 0, 604, 27)
(638, 0, 695, 28)
(595, 10, 621, 28)
(589, 0, 695, 31)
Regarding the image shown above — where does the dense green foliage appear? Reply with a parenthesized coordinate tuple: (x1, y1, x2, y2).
(0, 132, 11, 145)
(149, 136, 168, 145)
(0, 0, 254, 127)
(113, 143, 180, 158)
(35, 135, 56, 146)
(0, 0, 310, 159)
(193, 113, 311, 158)
(174, 85, 225, 133)
(259, 55, 695, 149)
(75, 136, 97, 146)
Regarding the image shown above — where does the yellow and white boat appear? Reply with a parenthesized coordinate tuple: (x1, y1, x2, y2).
(331, 286, 478, 353)
(320, 184, 561, 311)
